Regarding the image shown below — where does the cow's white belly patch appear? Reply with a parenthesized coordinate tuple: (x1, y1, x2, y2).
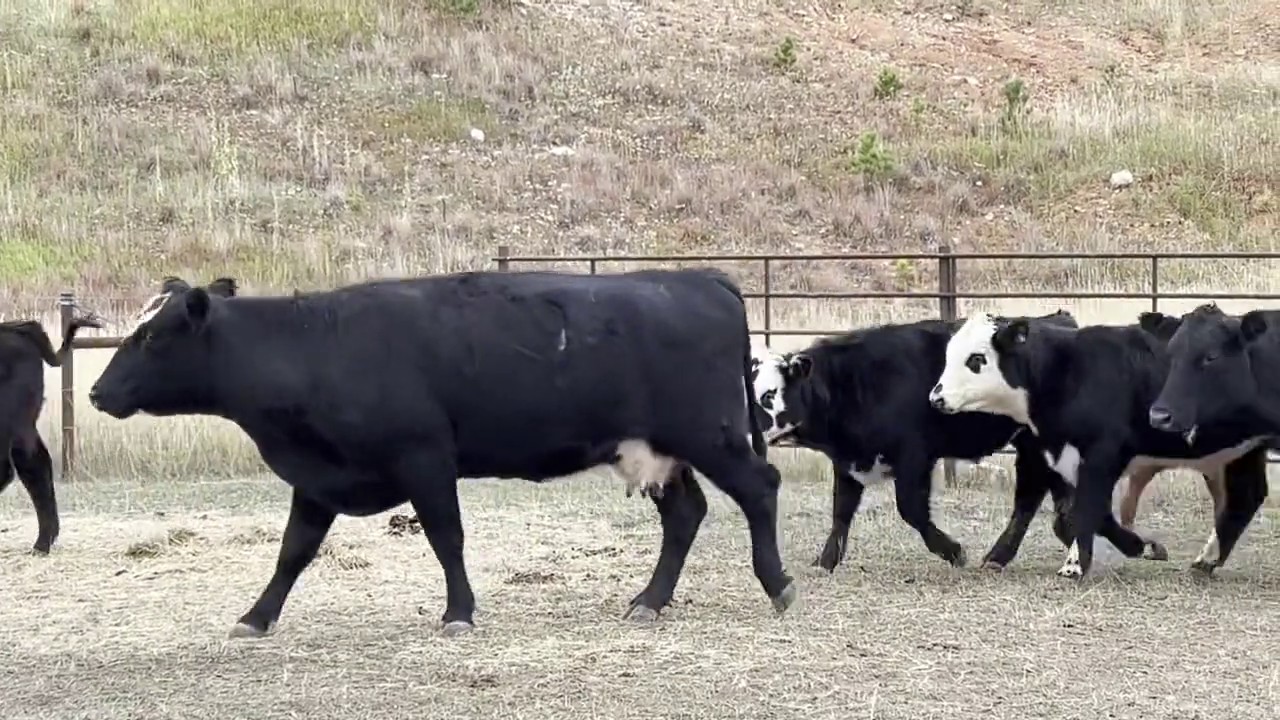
(613, 439, 679, 497)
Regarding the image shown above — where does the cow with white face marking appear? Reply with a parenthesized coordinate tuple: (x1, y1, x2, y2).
(747, 311, 1153, 573)
(929, 312, 1271, 579)
(89, 269, 797, 638)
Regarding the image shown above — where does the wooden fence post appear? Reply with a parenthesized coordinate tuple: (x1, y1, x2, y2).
(497, 245, 510, 272)
(58, 291, 77, 479)
(936, 246, 959, 488)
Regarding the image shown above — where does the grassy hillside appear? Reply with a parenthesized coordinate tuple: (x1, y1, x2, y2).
(1, 0, 1275, 320)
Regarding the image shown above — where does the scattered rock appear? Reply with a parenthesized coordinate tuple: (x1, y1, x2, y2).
(549, 145, 576, 157)
(469, 127, 486, 143)
(1109, 169, 1135, 188)
(942, 12, 956, 22)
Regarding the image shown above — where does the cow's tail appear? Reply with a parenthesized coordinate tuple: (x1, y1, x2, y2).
(703, 270, 768, 459)
(7, 315, 104, 368)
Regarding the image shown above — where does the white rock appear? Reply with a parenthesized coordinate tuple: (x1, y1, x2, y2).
(1109, 169, 1134, 188)
(549, 145, 576, 157)
(469, 127, 486, 143)
(942, 12, 956, 21)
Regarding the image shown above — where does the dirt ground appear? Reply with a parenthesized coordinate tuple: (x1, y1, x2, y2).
(1, 464, 1277, 720)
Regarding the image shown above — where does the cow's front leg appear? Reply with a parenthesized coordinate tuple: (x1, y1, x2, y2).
(400, 451, 475, 636)
(624, 465, 708, 621)
(894, 457, 964, 567)
(231, 488, 335, 638)
(814, 460, 865, 572)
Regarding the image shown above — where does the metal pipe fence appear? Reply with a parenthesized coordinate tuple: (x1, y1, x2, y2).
(50, 247, 1280, 478)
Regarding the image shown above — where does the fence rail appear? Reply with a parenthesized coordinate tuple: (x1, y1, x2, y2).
(53, 248, 1280, 478)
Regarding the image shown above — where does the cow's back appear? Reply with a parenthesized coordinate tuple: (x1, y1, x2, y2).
(268, 270, 751, 475)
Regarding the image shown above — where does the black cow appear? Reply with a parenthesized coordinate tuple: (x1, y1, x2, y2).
(747, 310, 1155, 574)
(930, 312, 1271, 579)
(1, 312, 104, 553)
(1148, 304, 1280, 438)
(88, 270, 797, 638)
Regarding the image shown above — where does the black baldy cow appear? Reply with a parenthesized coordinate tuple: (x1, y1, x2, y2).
(929, 312, 1270, 578)
(89, 271, 797, 638)
(0, 312, 104, 553)
(748, 311, 1110, 573)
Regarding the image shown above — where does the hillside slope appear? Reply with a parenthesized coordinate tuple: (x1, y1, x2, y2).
(1, 0, 1275, 315)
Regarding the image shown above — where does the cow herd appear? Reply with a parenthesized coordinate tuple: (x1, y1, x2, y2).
(2, 268, 1277, 641)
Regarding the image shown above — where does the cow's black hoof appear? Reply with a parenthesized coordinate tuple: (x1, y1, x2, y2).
(228, 621, 273, 639)
(30, 544, 52, 556)
(1143, 542, 1169, 561)
(949, 547, 968, 568)
(980, 559, 1006, 571)
(771, 581, 799, 616)
(622, 604, 660, 623)
(441, 620, 475, 637)
(811, 554, 838, 573)
(1189, 560, 1217, 576)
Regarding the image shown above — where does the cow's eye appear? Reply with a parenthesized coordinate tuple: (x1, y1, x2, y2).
(760, 389, 776, 409)
(964, 353, 987, 373)
(1201, 351, 1218, 367)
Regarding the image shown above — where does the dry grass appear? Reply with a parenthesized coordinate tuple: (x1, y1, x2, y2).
(1, 470, 1279, 719)
(0, 0, 1275, 312)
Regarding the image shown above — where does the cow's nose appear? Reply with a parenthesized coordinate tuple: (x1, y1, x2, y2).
(930, 395, 947, 411)
(88, 386, 102, 410)
(1148, 406, 1174, 431)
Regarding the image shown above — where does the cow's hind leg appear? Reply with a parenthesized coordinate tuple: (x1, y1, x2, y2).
(1192, 470, 1226, 569)
(11, 431, 59, 554)
(814, 460, 865, 572)
(1193, 449, 1267, 574)
(231, 488, 336, 638)
(892, 454, 965, 567)
(685, 438, 797, 616)
(624, 465, 708, 622)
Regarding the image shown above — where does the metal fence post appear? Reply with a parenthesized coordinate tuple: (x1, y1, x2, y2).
(58, 292, 77, 480)
(497, 245, 510, 272)
(1150, 256, 1159, 313)
(936, 246, 959, 488)
(762, 258, 772, 347)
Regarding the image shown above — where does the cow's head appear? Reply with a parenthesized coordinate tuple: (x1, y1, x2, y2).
(1148, 303, 1271, 442)
(89, 276, 238, 419)
(749, 347, 812, 445)
(928, 312, 1033, 426)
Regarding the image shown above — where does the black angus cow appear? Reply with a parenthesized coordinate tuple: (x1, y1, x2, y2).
(747, 310, 1160, 574)
(1147, 304, 1280, 437)
(929, 312, 1271, 578)
(88, 271, 797, 638)
(1, 312, 104, 553)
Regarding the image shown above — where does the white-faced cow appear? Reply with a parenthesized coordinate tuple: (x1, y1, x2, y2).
(88, 271, 797, 638)
(748, 311, 1161, 573)
(929, 312, 1271, 579)
(1, 312, 104, 553)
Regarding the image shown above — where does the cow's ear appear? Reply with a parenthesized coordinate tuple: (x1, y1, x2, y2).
(993, 319, 1029, 352)
(183, 288, 212, 329)
(207, 277, 238, 298)
(1138, 311, 1175, 336)
(160, 276, 191, 295)
(1241, 311, 1269, 344)
(788, 353, 813, 380)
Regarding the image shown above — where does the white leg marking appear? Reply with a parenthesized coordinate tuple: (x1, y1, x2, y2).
(1057, 541, 1083, 578)
(614, 440, 679, 498)
(1194, 529, 1220, 567)
(851, 456, 893, 486)
(1043, 444, 1081, 487)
